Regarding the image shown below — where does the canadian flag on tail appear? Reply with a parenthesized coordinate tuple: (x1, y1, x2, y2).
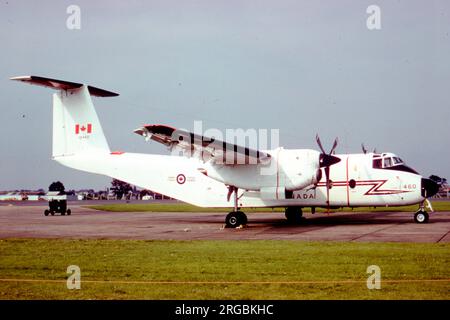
(75, 123, 92, 135)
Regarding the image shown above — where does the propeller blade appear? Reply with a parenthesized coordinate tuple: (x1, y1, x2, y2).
(330, 137, 338, 155)
(361, 143, 367, 154)
(325, 166, 330, 213)
(315, 134, 340, 213)
(315, 134, 326, 154)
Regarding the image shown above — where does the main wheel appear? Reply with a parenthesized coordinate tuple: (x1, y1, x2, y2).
(414, 211, 429, 223)
(225, 211, 247, 228)
(66, 209, 71, 216)
(50, 211, 55, 216)
(44, 210, 49, 216)
(237, 211, 247, 225)
(285, 207, 303, 224)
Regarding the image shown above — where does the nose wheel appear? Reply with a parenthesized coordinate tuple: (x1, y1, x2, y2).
(414, 210, 429, 223)
(414, 201, 431, 224)
(225, 186, 248, 228)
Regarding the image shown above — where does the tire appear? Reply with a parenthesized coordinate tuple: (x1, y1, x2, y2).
(225, 211, 247, 228)
(61, 211, 65, 216)
(50, 211, 55, 216)
(285, 207, 303, 224)
(66, 209, 71, 216)
(44, 210, 49, 216)
(237, 211, 248, 225)
(414, 211, 429, 223)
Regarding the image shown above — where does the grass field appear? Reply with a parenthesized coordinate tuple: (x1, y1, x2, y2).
(0, 239, 449, 299)
(87, 201, 450, 213)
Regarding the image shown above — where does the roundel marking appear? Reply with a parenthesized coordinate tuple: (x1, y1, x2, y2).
(176, 174, 186, 184)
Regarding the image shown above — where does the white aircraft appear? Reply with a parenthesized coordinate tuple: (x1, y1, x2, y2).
(11, 76, 439, 226)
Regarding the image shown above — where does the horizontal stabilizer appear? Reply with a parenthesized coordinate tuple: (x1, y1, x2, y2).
(10, 75, 119, 97)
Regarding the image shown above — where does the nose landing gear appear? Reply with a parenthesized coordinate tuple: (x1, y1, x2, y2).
(414, 210, 429, 223)
(414, 200, 432, 223)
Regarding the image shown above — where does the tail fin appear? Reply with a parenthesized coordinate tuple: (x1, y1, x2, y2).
(11, 76, 118, 157)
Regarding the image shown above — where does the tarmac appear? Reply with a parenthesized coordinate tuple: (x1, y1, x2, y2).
(0, 202, 449, 242)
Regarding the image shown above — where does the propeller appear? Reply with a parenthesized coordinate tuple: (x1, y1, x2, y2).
(316, 134, 341, 212)
(361, 143, 377, 154)
(362, 143, 377, 154)
(361, 143, 368, 154)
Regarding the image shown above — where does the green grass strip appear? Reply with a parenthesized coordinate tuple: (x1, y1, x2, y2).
(0, 239, 448, 299)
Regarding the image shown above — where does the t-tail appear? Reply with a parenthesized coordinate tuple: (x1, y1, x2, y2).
(10, 76, 118, 159)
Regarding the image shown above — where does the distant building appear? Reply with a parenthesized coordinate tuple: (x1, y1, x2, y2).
(0, 187, 171, 201)
(0, 192, 24, 201)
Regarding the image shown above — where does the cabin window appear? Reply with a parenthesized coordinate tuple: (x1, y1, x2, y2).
(393, 157, 403, 164)
(349, 179, 356, 189)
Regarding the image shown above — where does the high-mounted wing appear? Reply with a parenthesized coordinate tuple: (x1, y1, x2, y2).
(134, 124, 271, 165)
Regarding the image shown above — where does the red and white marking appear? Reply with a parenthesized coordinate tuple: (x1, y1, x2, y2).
(176, 174, 186, 184)
(75, 123, 92, 135)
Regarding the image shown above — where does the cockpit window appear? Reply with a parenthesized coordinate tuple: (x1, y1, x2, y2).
(383, 157, 392, 168)
(373, 158, 382, 169)
(372, 154, 418, 174)
(373, 155, 400, 169)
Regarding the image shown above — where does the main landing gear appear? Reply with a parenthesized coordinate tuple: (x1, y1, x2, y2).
(225, 186, 248, 228)
(225, 211, 248, 228)
(285, 207, 304, 224)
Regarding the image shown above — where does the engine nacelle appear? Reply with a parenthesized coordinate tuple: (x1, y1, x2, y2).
(277, 149, 321, 191)
(199, 148, 321, 194)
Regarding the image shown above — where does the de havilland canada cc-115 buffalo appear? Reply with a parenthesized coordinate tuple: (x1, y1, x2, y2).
(11, 76, 440, 227)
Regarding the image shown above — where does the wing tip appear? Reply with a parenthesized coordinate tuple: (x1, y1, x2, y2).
(134, 127, 146, 136)
(10, 75, 32, 81)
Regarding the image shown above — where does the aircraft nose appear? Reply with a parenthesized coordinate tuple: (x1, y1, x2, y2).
(421, 178, 439, 198)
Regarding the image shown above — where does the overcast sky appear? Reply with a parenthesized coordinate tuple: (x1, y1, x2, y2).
(1, 0, 449, 190)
